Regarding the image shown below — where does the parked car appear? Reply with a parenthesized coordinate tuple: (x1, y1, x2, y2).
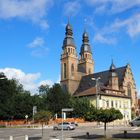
(71, 122, 78, 126)
(53, 122, 76, 130)
(129, 117, 140, 126)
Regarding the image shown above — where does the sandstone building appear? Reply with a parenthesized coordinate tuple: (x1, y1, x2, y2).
(60, 22, 138, 121)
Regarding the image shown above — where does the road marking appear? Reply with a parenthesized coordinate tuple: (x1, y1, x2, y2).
(132, 127, 139, 131)
(14, 135, 25, 139)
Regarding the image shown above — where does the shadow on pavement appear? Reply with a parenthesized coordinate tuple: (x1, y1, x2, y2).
(72, 134, 104, 139)
(113, 133, 140, 139)
(29, 136, 42, 140)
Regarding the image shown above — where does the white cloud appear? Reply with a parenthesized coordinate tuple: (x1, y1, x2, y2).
(38, 75, 60, 87)
(28, 37, 45, 48)
(63, 1, 81, 16)
(94, 33, 116, 45)
(39, 80, 54, 87)
(0, 67, 60, 94)
(85, 0, 140, 14)
(0, 68, 40, 93)
(27, 37, 48, 57)
(0, 0, 53, 29)
(107, 13, 140, 37)
(93, 13, 140, 44)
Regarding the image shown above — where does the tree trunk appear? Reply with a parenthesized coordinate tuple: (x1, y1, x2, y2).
(104, 122, 107, 137)
(42, 123, 43, 137)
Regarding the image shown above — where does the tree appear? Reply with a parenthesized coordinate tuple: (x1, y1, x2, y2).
(68, 97, 95, 118)
(34, 110, 52, 137)
(46, 83, 70, 115)
(0, 73, 34, 120)
(83, 105, 97, 121)
(34, 110, 52, 124)
(38, 84, 50, 96)
(95, 108, 123, 136)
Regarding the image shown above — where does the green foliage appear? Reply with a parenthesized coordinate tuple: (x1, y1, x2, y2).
(68, 97, 94, 118)
(46, 83, 70, 115)
(95, 108, 123, 123)
(83, 105, 97, 121)
(34, 110, 52, 123)
(38, 84, 50, 96)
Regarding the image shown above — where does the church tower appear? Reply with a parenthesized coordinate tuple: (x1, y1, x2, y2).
(60, 21, 79, 94)
(79, 30, 94, 74)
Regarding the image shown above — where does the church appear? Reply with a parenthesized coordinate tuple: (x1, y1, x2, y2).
(60, 21, 138, 121)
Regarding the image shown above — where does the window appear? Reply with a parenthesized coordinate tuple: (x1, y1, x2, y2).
(71, 64, 74, 76)
(68, 48, 70, 53)
(106, 100, 109, 108)
(127, 84, 131, 96)
(89, 68, 91, 74)
(119, 101, 121, 108)
(64, 63, 66, 78)
(111, 101, 113, 108)
(115, 101, 118, 108)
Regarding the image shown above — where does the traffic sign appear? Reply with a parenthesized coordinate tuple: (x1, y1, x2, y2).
(62, 108, 73, 112)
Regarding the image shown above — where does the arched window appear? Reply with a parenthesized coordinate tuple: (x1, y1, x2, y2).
(68, 48, 70, 53)
(64, 63, 66, 79)
(71, 64, 74, 76)
(127, 84, 131, 96)
(89, 68, 91, 74)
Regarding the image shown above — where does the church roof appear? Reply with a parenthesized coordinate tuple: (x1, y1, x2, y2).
(74, 65, 127, 96)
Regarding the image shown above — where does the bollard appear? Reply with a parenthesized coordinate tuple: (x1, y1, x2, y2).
(9, 136, 13, 140)
(86, 132, 89, 138)
(124, 130, 127, 138)
(25, 135, 28, 140)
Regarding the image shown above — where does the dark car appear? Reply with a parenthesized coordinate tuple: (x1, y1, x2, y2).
(129, 117, 140, 126)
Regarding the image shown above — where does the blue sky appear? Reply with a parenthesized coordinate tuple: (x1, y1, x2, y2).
(0, 0, 140, 95)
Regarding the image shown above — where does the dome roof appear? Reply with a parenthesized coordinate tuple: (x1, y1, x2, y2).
(80, 30, 92, 54)
(62, 21, 76, 49)
(83, 30, 88, 38)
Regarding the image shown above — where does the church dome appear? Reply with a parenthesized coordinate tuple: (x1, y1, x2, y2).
(62, 21, 76, 49)
(80, 30, 92, 55)
(83, 30, 88, 38)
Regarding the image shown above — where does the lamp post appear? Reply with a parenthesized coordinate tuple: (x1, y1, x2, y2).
(91, 77, 101, 109)
(32, 106, 37, 128)
(61, 108, 73, 140)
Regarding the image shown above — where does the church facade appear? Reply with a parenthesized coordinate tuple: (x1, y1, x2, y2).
(60, 22, 138, 121)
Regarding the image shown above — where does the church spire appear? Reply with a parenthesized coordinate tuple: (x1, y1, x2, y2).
(110, 59, 116, 72)
(62, 20, 75, 49)
(80, 29, 92, 55)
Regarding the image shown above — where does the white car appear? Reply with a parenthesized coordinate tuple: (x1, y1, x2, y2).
(53, 122, 76, 130)
(129, 117, 140, 126)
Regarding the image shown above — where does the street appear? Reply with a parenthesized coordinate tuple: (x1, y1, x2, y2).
(0, 124, 140, 140)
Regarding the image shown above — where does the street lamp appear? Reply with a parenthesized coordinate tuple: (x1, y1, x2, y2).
(61, 108, 73, 140)
(91, 77, 101, 109)
(32, 106, 37, 128)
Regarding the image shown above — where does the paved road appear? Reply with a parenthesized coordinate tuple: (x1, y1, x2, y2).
(0, 124, 140, 140)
